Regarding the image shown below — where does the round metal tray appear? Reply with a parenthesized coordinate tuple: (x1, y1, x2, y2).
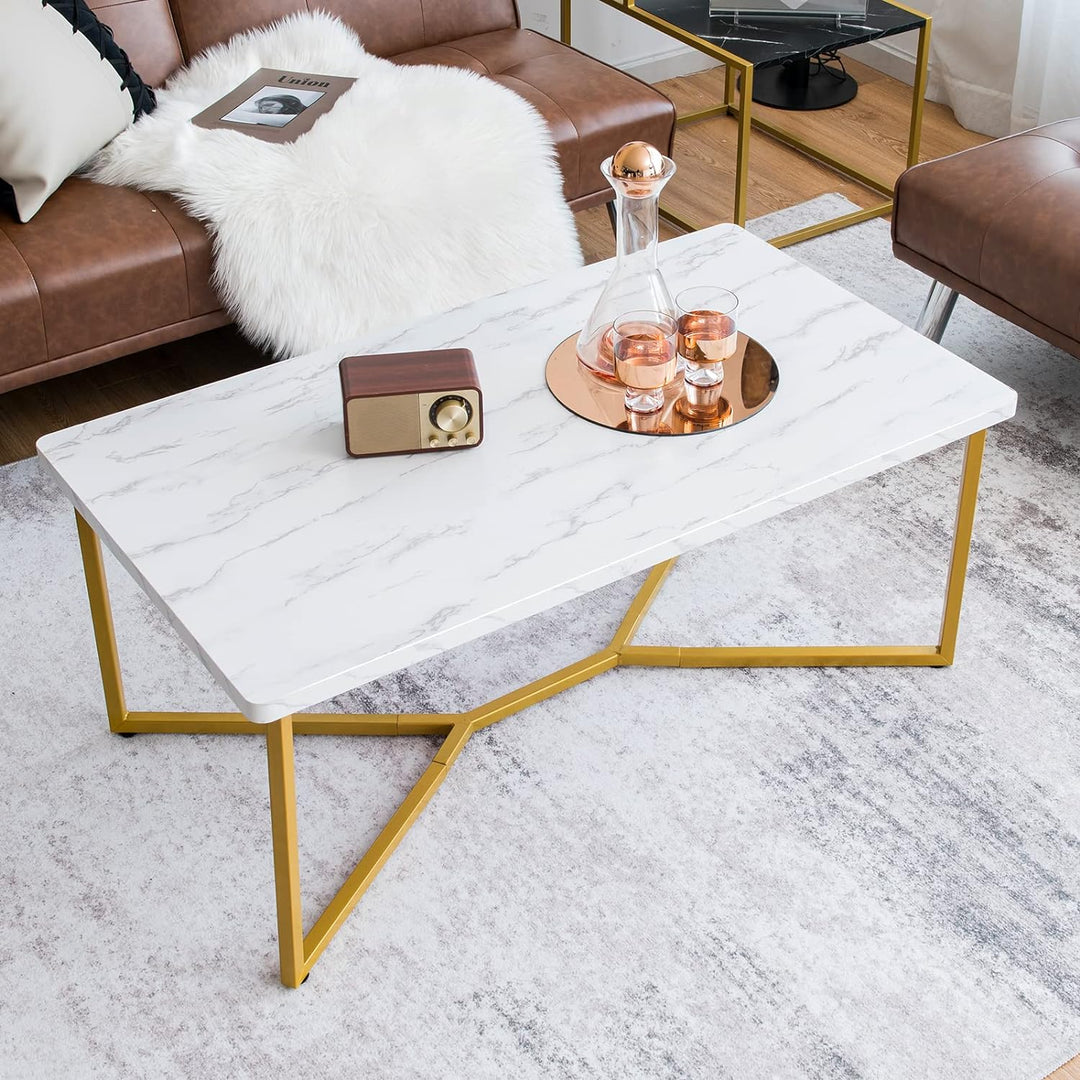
(545, 332, 779, 436)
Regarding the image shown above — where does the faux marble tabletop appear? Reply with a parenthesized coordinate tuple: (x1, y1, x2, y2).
(38, 225, 1015, 723)
(635, 0, 924, 68)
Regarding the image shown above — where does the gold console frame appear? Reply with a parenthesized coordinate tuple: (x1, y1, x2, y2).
(75, 429, 983, 988)
(561, 0, 932, 248)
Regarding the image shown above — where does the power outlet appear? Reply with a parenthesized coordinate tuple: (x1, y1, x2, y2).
(517, 0, 553, 33)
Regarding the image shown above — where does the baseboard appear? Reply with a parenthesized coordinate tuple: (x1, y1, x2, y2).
(845, 39, 918, 86)
(845, 39, 948, 106)
(615, 35, 939, 97)
(620, 45, 719, 84)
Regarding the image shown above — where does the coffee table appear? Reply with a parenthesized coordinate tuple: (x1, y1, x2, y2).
(37, 224, 1015, 988)
(563, 0, 930, 246)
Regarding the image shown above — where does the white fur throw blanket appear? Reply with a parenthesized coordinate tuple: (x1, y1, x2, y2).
(89, 13, 583, 357)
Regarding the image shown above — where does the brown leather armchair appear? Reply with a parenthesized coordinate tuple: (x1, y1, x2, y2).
(893, 119, 1080, 357)
(0, 0, 675, 394)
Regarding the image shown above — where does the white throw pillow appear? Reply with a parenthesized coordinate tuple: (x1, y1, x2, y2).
(0, 0, 137, 221)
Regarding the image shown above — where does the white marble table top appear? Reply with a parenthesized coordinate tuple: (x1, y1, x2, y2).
(38, 225, 1017, 723)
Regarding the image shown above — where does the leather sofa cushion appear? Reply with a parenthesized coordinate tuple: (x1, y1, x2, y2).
(166, 0, 518, 61)
(0, 179, 218, 371)
(394, 29, 676, 206)
(893, 119, 1080, 347)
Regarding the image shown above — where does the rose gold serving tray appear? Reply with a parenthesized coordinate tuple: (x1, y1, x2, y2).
(545, 332, 779, 436)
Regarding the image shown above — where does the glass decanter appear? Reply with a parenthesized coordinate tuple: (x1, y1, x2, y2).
(577, 142, 677, 379)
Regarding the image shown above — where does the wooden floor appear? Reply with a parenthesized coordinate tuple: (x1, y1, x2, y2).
(2, 56, 1078, 1080)
(1057, 1055, 1080, 1080)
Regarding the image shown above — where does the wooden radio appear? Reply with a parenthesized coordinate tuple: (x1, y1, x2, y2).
(339, 348, 483, 458)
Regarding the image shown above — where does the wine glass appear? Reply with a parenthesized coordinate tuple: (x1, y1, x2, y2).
(613, 310, 679, 414)
(676, 287, 739, 415)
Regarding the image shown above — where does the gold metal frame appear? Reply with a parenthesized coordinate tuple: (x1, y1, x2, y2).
(74, 429, 984, 988)
(562, 0, 931, 248)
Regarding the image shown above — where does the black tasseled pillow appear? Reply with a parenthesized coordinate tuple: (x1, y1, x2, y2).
(43, 0, 158, 119)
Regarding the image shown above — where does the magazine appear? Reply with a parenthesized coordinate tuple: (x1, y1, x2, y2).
(191, 68, 356, 143)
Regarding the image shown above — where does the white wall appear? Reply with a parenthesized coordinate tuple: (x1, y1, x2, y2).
(517, 0, 718, 81)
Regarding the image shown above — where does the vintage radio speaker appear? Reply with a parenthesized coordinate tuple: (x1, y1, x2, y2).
(339, 349, 483, 458)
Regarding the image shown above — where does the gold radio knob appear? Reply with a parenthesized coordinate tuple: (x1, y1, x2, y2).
(432, 396, 471, 434)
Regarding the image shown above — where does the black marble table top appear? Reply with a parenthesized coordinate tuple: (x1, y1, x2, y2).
(633, 0, 925, 69)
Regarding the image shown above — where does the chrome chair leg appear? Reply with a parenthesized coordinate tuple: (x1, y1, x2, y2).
(916, 280, 959, 343)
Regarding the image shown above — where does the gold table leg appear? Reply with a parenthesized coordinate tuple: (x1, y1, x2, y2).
(266, 715, 304, 987)
(75, 512, 127, 731)
(896, 1, 932, 169)
(937, 428, 985, 663)
(733, 64, 753, 229)
(74, 428, 985, 987)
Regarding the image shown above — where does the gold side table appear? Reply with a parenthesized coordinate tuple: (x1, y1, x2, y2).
(563, 0, 930, 248)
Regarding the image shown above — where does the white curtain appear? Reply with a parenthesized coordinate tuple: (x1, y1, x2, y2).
(921, 0, 1023, 137)
(917, 0, 1079, 136)
(1009, 0, 1080, 131)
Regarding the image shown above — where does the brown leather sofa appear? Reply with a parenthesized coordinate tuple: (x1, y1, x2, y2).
(0, 0, 675, 394)
(893, 118, 1080, 357)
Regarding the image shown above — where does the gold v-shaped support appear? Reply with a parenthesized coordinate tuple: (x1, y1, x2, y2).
(73, 430, 985, 987)
(266, 715, 472, 985)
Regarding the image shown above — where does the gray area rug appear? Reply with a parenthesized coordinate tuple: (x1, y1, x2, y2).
(1, 195, 1078, 1079)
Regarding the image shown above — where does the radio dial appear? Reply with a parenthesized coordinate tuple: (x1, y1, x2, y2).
(432, 396, 471, 434)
